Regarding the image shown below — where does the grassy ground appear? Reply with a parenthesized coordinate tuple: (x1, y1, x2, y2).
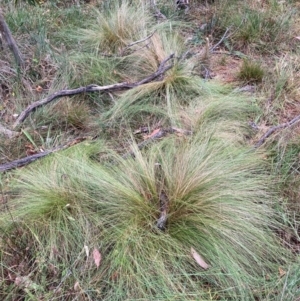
(1, 0, 300, 300)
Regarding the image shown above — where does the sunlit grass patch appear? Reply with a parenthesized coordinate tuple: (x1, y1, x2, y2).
(74, 1, 153, 55)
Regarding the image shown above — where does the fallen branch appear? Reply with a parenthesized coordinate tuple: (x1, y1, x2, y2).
(255, 115, 300, 148)
(210, 19, 246, 54)
(154, 160, 169, 231)
(210, 27, 232, 53)
(157, 190, 168, 231)
(0, 137, 88, 173)
(0, 150, 54, 173)
(0, 126, 191, 172)
(13, 53, 175, 129)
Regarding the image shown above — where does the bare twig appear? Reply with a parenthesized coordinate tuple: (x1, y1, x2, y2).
(210, 27, 232, 53)
(150, 0, 167, 20)
(99, 32, 155, 57)
(255, 115, 300, 148)
(0, 137, 88, 173)
(0, 126, 190, 172)
(157, 190, 168, 231)
(49, 269, 72, 301)
(0, 150, 54, 173)
(0, 9, 24, 67)
(13, 54, 175, 129)
(210, 17, 247, 54)
(121, 31, 156, 54)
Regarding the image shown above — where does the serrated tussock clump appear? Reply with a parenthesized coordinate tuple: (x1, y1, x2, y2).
(75, 1, 152, 55)
(0, 132, 288, 300)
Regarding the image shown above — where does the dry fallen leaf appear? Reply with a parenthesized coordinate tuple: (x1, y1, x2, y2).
(191, 247, 209, 270)
(8, 272, 14, 281)
(74, 281, 80, 291)
(93, 248, 101, 269)
(15, 276, 40, 290)
(143, 128, 161, 140)
(25, 143, 38, 156)
(279, 267, 286, 278)
(14, 276, 23, 286)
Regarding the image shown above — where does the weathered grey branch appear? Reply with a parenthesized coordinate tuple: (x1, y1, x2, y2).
(121, 31, 155, 54)
(13, 54, 175, 129)
(0, 150, 53, 173)
(210, 27, 232, 53)
(0, 137, 87, 173)
(157, 190, 168, 231)
(255, 115, 300, 148)
(0, 126, 191, 172)
(0, 9, 24, 67)
(150, 0, 167, 20)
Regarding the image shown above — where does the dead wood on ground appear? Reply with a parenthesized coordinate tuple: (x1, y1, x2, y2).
(255, 115, 300, 148)
(0, 137, 88, 173)
(13, 54, 175, 129)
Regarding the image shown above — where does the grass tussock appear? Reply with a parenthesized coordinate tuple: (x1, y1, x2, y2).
(0, 132, 289, 300)
(75, 1, 152, 55)
(238, 59, 265, 84)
